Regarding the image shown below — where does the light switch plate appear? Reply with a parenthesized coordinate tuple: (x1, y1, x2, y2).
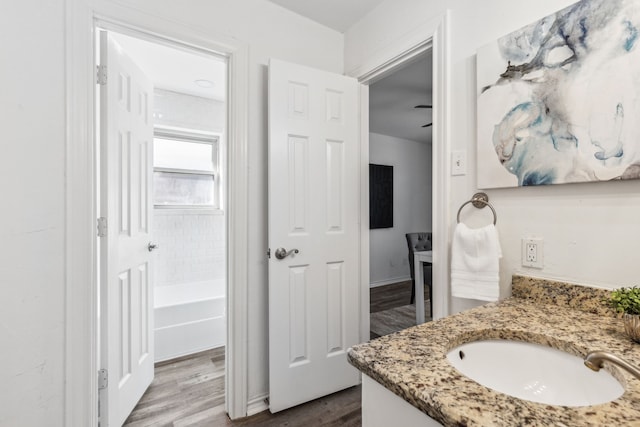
(451, 150, 467, 176)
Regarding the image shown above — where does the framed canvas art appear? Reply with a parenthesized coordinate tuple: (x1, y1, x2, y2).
(369, 164, 393, 229)
(477, 0, 640, 188)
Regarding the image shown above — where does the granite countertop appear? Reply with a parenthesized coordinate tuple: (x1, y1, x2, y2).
(348, 276, 640, 426)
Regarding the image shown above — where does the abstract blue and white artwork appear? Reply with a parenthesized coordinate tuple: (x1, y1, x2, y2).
(477, 0, 640, 188)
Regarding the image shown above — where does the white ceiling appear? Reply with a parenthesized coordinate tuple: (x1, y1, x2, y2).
(267, 0, 386, 33)
(111, 32, 227, 101)
(370, 53, 433, 144)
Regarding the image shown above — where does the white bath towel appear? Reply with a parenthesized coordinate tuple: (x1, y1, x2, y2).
(451, 223, 502, 302)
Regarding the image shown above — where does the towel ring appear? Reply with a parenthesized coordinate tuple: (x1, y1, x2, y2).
(456, 192, 497, 225)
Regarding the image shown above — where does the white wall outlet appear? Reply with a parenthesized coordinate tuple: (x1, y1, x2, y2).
(451, 150, 467, 176)
(522, 237, 543, 268)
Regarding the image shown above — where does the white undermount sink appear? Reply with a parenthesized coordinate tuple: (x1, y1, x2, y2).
(446, 339, 624, 407)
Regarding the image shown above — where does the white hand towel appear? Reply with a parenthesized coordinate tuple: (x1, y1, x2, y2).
(451, 223, 502, 302)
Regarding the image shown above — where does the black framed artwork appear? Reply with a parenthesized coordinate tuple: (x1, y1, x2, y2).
(369, 164, 393, 229)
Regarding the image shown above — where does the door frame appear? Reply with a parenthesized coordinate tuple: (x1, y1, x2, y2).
(64, 0, 250, 425)
(353, 12, 451, 339)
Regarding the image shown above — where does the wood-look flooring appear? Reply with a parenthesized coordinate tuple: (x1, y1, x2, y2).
(369, 280, 429, 313)
(370, 301, 430, 338)
(370, 280, 430, 339)
(124, 347, 360, 427)
(124, 280, 427, 426)
(124, 347, 226, 426)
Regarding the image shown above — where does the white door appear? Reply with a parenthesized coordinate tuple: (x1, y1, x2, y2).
(268, 59, 361, 412)
(99, 31, 155, 427)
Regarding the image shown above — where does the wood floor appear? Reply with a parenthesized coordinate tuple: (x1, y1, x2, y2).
(124, 347, 361, 427)
(124, 281, 427, 426)
(124, 347, 226, 426)
(370, 280, 431, 340)
(370, 280, 416, 313)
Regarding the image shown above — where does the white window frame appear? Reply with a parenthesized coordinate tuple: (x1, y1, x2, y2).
(153, 127, 222, 210)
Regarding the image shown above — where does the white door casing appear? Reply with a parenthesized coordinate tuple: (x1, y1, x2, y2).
(268, 59, 361, 413)
(99, 31, 155, 427)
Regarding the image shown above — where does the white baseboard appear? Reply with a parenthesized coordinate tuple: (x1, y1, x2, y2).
(370, 276, 411, 288)
(246, 393, 269, 417)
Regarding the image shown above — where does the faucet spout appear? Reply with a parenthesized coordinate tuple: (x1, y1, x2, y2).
(584, 351, 640, 380)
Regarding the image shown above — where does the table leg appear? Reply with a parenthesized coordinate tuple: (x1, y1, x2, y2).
(414, 255, 425, 324)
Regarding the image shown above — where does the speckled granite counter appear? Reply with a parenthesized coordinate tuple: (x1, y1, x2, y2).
(348, 275, 640, 426)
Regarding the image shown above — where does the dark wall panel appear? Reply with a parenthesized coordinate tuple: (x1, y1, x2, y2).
(369, 164, 393, 229)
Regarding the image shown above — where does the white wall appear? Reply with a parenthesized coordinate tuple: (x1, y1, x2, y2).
(0, 1, 65, 426)
(2, 0, 343, 425)
(369, 133, 432, 286)
(347, 0, 640, 314)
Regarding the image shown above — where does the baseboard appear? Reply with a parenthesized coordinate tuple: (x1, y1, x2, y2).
(247, 393, 269, 417)
(370, 276, 411, 288)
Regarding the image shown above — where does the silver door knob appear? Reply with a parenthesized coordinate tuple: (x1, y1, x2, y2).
(274, 247, 299, 260)
(148, 242, 159, 252)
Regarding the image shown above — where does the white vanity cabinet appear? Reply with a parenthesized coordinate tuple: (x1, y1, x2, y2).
(362, 375, 442, 427)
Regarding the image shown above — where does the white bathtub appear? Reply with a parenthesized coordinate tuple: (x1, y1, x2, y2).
(154, 280, 226, 362)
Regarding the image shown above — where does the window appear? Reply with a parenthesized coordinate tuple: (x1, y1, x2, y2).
(153, 130, 220, 208)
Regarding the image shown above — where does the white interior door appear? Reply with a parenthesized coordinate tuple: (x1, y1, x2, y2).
(99, 31, 155, 427)
(268, 58, 361, 412)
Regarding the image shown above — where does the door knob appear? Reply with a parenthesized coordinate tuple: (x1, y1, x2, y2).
(274, 247, 299, 260)
(148, 242, 159, 252)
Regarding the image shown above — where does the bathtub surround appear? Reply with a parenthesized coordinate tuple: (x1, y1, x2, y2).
(154, 280, 226, 361)
(151, 81, 227, 361)
(153, 211, 225, 287)
(349, 276, 640, 426)
(152, 195, 226, 362)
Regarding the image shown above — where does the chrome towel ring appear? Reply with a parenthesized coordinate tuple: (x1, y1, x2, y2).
(456, 192, 497, 225)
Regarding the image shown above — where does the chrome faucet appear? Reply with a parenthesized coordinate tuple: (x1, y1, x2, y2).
(584, 351, 640, 380)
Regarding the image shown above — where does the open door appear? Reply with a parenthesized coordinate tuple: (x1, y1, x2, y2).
(268, 59, 361, 412)
(99, 31, 155, 427)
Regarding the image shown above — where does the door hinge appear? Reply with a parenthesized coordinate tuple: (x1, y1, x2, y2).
(98, 369, 108, 390)
(267, 248, 271, 259)
(97, 65, 107, 85)
(97, 217, 107, 237)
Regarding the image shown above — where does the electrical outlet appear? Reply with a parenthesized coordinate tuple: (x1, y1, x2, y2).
(526, 243, 537, 262)
(522, 238, 543, 268)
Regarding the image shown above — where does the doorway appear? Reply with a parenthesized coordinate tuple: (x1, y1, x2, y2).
(96, 27, 229, 425)
(367, 51, 434, 339)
